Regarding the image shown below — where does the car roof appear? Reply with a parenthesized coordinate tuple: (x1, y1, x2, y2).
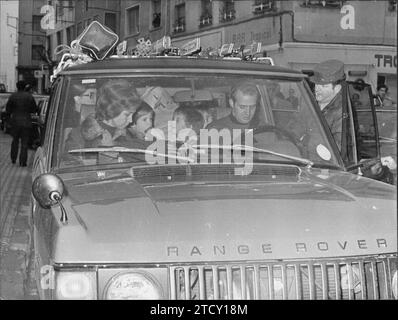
(61, 57, 306, 79)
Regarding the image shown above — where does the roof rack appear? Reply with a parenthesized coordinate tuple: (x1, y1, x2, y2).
(112, 36, 274, 65)
(51, 22, 274, 82)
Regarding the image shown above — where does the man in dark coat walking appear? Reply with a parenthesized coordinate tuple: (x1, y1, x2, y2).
(6, 81, 38, 166)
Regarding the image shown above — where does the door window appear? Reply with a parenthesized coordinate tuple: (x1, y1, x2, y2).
(348, 82, 379, 161)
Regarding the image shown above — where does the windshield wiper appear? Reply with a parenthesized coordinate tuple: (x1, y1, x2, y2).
(68, 147, 196, 163)
(192, 144, 314, 169)
(68, 144, 314, 168)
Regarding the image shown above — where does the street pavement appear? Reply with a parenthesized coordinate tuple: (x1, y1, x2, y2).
(0, 130, 38, 299)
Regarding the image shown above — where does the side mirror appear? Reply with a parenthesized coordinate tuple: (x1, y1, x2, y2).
(32, 173, 68, 223)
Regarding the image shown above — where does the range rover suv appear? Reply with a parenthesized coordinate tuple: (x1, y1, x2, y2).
(31, 53, 397, 300)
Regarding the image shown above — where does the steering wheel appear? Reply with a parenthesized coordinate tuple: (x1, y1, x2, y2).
(245, 125, 305, 157)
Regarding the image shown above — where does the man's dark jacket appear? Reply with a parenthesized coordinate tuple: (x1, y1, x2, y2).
(6, 91, 38, 128)
(322, 90, 343, 152)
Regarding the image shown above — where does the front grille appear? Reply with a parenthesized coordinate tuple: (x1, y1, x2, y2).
(169, 255, 396, 300)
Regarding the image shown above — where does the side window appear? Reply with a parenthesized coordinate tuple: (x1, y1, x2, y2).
(376, 109, 397, 162)
(47, 78, 64, 168)
(348, 82, 379, 161)
(43, 83, 59, 149)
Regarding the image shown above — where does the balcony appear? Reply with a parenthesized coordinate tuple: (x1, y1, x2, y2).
(252, 1, 275, 15)
(300, 0, 346, 9)
(173, 19, 185, 33)
(219, 9, 236, 23)
(199, 15, 212, 27)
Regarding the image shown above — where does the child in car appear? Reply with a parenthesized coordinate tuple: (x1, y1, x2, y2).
(80, 115, 114, 147)
(64, 114, 114, 154)
(112, 102, 156, 162)
(172, 106, 205, 161)
(173, 105, 205, 140)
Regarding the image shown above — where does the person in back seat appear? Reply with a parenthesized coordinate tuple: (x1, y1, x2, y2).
(122, 102, 155, 149)
(173, 105, 205, 139)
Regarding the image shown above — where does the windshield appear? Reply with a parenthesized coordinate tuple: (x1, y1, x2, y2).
(54, 74, 340, 171)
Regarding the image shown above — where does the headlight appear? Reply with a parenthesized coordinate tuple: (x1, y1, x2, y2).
(105, 272, 163, 300)
(55, 271, 97, 300)
(392, 270, 398, 299)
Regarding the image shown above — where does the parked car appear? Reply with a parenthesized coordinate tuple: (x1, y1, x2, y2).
(0, 93, 49, 147)
(30, 96, 50, 148)
(31, 51, 396, 300)
(0, 92, 11, 131)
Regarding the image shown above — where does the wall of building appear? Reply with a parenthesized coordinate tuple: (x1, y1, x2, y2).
(40, 0, 396, 98)
(0, 0, 19, 92)
(17, 0, 47, 91)
(41, 1, 398, 56)
(267, 1, 397, 96)
(118, 1, 293, 50)
(74, 0, 119, 36)
(46, 0, 75, 62)
(290, 0, 396, 45)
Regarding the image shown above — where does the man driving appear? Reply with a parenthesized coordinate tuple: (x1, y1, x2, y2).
(206, 81, 259, 130)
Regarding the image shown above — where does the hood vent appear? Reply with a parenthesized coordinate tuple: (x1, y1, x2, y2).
(129, 163, 300, 184)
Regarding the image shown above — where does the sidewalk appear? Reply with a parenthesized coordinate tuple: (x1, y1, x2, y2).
(0, 131, 38, 299)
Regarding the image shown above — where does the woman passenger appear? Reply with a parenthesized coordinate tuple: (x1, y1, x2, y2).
(95, 79, 142, 139)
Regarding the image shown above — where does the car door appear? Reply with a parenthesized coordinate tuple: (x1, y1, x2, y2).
(347, 81, 380, 163)
(375, 107, 397, 182)
(31, 79, 63, 299)
(344, 81, 395, 184)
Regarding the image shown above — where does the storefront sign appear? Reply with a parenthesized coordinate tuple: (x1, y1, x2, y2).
(375, 54, 397, 69)
(225, 18, 278, 47)
(172, 32, 221, 49)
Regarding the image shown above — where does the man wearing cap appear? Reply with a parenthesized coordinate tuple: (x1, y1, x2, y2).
(311, 60, 395, 184)
(310, 59, 346, 152)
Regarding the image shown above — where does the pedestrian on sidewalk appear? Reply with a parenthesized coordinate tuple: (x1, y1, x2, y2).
(5, 80, 38, 166)
(375, 84, 395, 108)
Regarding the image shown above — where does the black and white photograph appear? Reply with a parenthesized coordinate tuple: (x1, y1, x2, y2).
(0, 0, 396, 306)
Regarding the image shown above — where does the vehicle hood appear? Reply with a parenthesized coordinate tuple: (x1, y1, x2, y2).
(50, 167, 397, 263)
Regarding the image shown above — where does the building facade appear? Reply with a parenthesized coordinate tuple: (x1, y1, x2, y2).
(118, 0, 398, 98)
(44, 0, 75, 85)
(42, 0, 397, 98)
(0, 0, 19, 92)
(271, 0, 397, 100)
(17, 0, 48, 93)
(46, 0, 120, 62)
